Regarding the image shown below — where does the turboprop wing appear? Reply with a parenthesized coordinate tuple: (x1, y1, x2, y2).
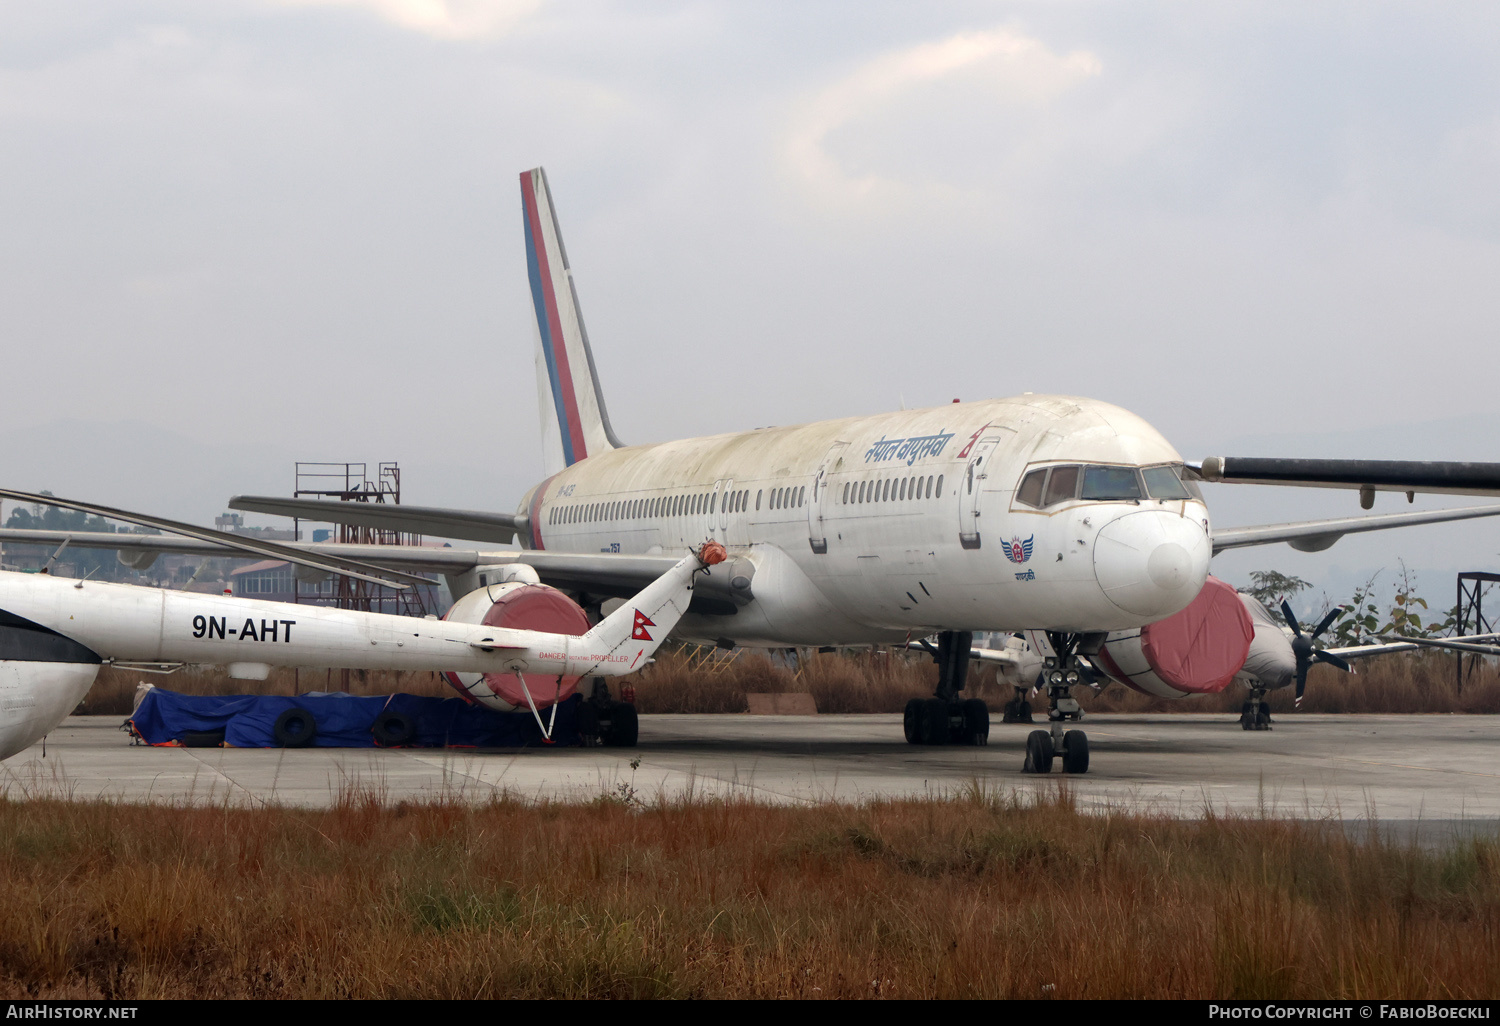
(1209, 503, 1500, 554)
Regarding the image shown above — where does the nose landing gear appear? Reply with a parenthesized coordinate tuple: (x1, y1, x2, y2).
(1239, 688, 1273, 730)
(1001, 689, 1034, 723)
(1021, 631, 1104, 774)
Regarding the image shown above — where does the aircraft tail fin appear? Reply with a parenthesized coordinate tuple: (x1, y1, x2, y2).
(521, 167, 621, 472)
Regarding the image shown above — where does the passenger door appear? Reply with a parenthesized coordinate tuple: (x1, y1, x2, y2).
(808, 441, 850, 554)
(957, 436, 1002, 550)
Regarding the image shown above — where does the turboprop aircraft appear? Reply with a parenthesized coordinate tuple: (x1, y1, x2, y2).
(0, 533, 724, 761)
(958, 586, 1500, 739)
(8, 166, 1500, 774)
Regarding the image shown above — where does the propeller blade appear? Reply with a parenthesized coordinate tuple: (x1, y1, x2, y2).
(1281, 599, 1304, 636)
(1311, 607, 1340, 639)
(1316, 651, 1353, 673)
(1295, 665, 1308, 706)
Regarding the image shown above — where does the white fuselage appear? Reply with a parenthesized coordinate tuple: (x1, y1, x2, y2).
(0, 548, 710, 759)
(521, 394, 1214, 646)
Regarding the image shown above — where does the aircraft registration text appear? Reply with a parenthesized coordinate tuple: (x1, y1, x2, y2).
(191, 615, 297, 642)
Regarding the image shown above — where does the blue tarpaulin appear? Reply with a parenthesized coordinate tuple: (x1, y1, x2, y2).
(129, 688, 583, 748)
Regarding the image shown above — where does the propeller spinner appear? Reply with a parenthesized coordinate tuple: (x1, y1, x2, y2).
(1281, 599, 1353, 704)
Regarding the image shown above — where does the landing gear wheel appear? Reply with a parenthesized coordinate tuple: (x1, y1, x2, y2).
(1061, 730, 1089, 774)
(903, 698, 923, 744)
(1255, 706, 1272, 730)
(577, 702, 601, 746)
(603, 703, 638, 748)
(957, 699, 989, 746)
(1002, 699, 1021, 724)
(919, 698, 949, 746)
(1018, 701, 1033, 723)
(1023, 730, 1054, 774)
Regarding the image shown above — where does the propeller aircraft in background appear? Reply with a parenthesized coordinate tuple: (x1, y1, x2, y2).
(5, 167, 1500, 772)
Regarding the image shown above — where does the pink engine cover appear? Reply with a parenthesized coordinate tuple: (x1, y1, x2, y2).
(1096, 575, 1254, 697)
(445, 584, 592, 707)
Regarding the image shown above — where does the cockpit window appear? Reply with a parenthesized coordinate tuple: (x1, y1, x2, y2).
(1016, 469, 1046, 508)
(1142, 465, 1193, 500)
(1043, 465, 1081, 506)
(1080, 465, 1143, 500)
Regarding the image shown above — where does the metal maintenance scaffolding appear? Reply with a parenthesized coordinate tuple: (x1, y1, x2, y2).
(1455, 571, 1498, 693)
(292, 462, 433, 617)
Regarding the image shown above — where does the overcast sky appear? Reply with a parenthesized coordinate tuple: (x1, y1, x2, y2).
(3, 1, 1499, 607)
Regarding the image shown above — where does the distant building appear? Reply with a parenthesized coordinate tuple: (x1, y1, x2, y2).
(228, 559, 443, 613)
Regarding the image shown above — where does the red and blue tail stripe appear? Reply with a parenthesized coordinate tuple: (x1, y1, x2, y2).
(521, 171, 588, 466)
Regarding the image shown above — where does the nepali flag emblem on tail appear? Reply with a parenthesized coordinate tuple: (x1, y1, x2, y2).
(631, 610, 656, 641)
(1005, 535, 1034, 565)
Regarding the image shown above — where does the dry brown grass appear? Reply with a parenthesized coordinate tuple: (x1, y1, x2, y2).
(1, 788, 1497, 999)
(80, 647, 1500, 717)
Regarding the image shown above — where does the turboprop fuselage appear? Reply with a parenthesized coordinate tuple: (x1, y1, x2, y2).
(518, 393, 1213, 646)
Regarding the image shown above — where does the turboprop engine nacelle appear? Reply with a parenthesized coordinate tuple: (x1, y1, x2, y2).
(440, 564, 594, 712)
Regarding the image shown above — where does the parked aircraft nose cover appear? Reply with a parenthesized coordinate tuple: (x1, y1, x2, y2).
(479, 585, 592, 707)
(1138, 576, 1254, 694)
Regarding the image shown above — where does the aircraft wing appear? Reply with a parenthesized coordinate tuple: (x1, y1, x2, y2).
(1190, 458, 1500, 498)
(0, 488, 432, 588)
(0, 529, 752, 610)
(1210, 504, 1500, 554)
(1323, 633, 1500, 660)
(229, 495, 527, 545)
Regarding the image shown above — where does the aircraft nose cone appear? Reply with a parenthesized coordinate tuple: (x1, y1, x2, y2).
(1146, 542, 1191, 590)
(1093, 510, 1211, 619)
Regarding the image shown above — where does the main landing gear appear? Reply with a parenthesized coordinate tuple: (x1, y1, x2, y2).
(1239, 688, 1272, 731)
(578, 677, 639, 747)
(903, 631, 990, 746)
(1022, 631, 1100, 774)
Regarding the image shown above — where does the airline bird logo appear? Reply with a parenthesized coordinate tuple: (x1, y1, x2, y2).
(631, 609, 656, 641)
(1004, 535, 1034, 565)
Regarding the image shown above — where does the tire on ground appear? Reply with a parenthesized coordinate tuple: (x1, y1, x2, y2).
(577, 702, 601, 740)
(1062, 729, 1089, 774)
(273, 708, 318, 748)
(604, 703, 639, 748)
(958, 698, 989, 746)
(1024, 729, 1054, 774)
(903, 698, 923, 744)
(371, 710, 415, 747)
(919, 698, 949, 746)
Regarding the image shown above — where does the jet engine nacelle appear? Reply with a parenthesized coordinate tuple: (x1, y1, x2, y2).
(440, 565, 593, 712)
(1090, 576, 1255, 699)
